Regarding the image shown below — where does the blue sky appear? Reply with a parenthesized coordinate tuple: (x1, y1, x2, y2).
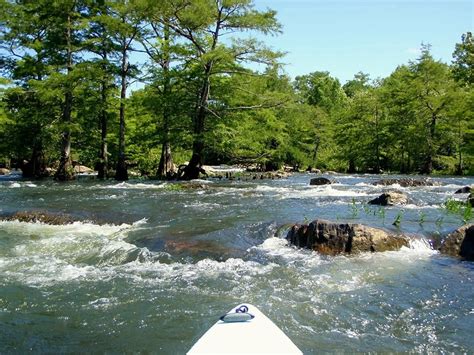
(253, 0, 473, 84)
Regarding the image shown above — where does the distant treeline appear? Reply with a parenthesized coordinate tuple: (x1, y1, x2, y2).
(0, 1, 472, 180)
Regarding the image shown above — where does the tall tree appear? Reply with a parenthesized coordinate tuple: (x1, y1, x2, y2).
(52, 0, 86, 181)
(294, 71, 346, 112)
(86, 1, 119, 179)
(451, 32, 474, 174)
(162, 0, 280, 180)
(112, 2, 142, 181)
(452, 32, 474, 86)
(410, 44, 453, 174)
(138, 1, 182, 179)
(0, 0, 57, 178)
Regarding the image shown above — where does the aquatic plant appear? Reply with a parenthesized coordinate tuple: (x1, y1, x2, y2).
(418, 211, 426, 225)
(350, 198, 359, 218)
(377, 207, 386, 222)
(443, 198, 473, 223)
(435, 216, 444, 229)
(392, 210, 403, 227)
(363, 204, 371, 215)
(463, 204, 472, 223)
(444, 199, 463, 213)
(163, 183, 185, 191)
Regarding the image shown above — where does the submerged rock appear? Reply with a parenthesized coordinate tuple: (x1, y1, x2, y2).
(309, 177, 333, 185)
(368, 191, 408, 206)
(287, 219, 409, 255)
(1, 211, 76, 225)
(440, 224, 474, 261)
(455, 186, 472, 194)
(373, 178, 438, 187)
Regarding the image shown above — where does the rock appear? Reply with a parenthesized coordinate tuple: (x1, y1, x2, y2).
(0, 168, 10, 175)
(468, 193, 474, 207)
(310, 177, 333, 185)
(455, 186, 472, 194)
(368, 191, 408, 206)
(1, 211, 76, 225)
(306, 166, 321, 174)
(373, 178, 438, 187)
(287, 219, 409, 255)
(74, 165, 94, 173)
(440, 224, 474, 261)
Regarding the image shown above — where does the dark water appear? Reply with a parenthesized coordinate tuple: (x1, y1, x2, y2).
(0, 172, 473, 353)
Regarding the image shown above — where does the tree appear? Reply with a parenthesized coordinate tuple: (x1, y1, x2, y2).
(343, 71, 371, 98)
(0, 0, 59, 177)
(111, 2, 143, 181)
(452, 32, 474, 86)
(51, 0, 88, 181)
(451, 32, 474, 174)
(86, 1, 121, 179)
(294, 71, 346, 170)
(162, 0, 281, 179)
(410, 44, 453, 174)
(138, 1, 187, 179)
(294, 71, 346, 112)
(335, 86, 386, 173)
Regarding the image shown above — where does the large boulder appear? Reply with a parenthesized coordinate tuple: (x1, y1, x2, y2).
(368, 191, 408, 206)
(439, 224, 474, 261)
(0, 168, 10, 175)
(455, 186, 471, 194)
(310, 177, 333, 186)
(287, 219, 409, 255)
(373, 178, 438, 187)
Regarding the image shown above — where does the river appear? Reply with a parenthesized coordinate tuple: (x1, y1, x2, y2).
(0, 172, 473, 353)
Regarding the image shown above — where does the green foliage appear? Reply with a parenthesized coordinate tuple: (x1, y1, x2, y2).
(452, 32, 474, 86)
(0, 1, 472, 178)
(443, 198, 473, 223)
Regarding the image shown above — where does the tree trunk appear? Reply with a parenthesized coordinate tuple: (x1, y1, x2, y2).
(180, 64, 211, 180)
(22, 137, 46, 179)
(55, 12, 75, 182)
(374, 105, 381, 174)
(421, 114, 437, 175)
(180, 11, 222, 181)
(115, 45, 128, 181)
(348, 159, 356, 174)
(312, 137, 321, 164)
(156, 24, 175, 179)
(97, 72, 108, 179)
(31, 139, 46, 178)
(157, 141, 175, 179)
(456, 120, 463, 175)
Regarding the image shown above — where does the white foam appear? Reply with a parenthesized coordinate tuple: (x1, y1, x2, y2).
(254, 185, 369, 199)
(94, 182, 166, 190)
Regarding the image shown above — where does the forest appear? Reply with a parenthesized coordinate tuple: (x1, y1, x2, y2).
(0, 0, 473, 181)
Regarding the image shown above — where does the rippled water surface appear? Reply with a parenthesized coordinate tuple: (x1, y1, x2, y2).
(1, 173, 473, 353)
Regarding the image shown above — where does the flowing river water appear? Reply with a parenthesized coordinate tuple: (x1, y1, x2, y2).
(0, 172, 473, 353)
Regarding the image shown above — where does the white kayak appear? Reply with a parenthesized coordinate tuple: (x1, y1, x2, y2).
(187, 304, 302, 354)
